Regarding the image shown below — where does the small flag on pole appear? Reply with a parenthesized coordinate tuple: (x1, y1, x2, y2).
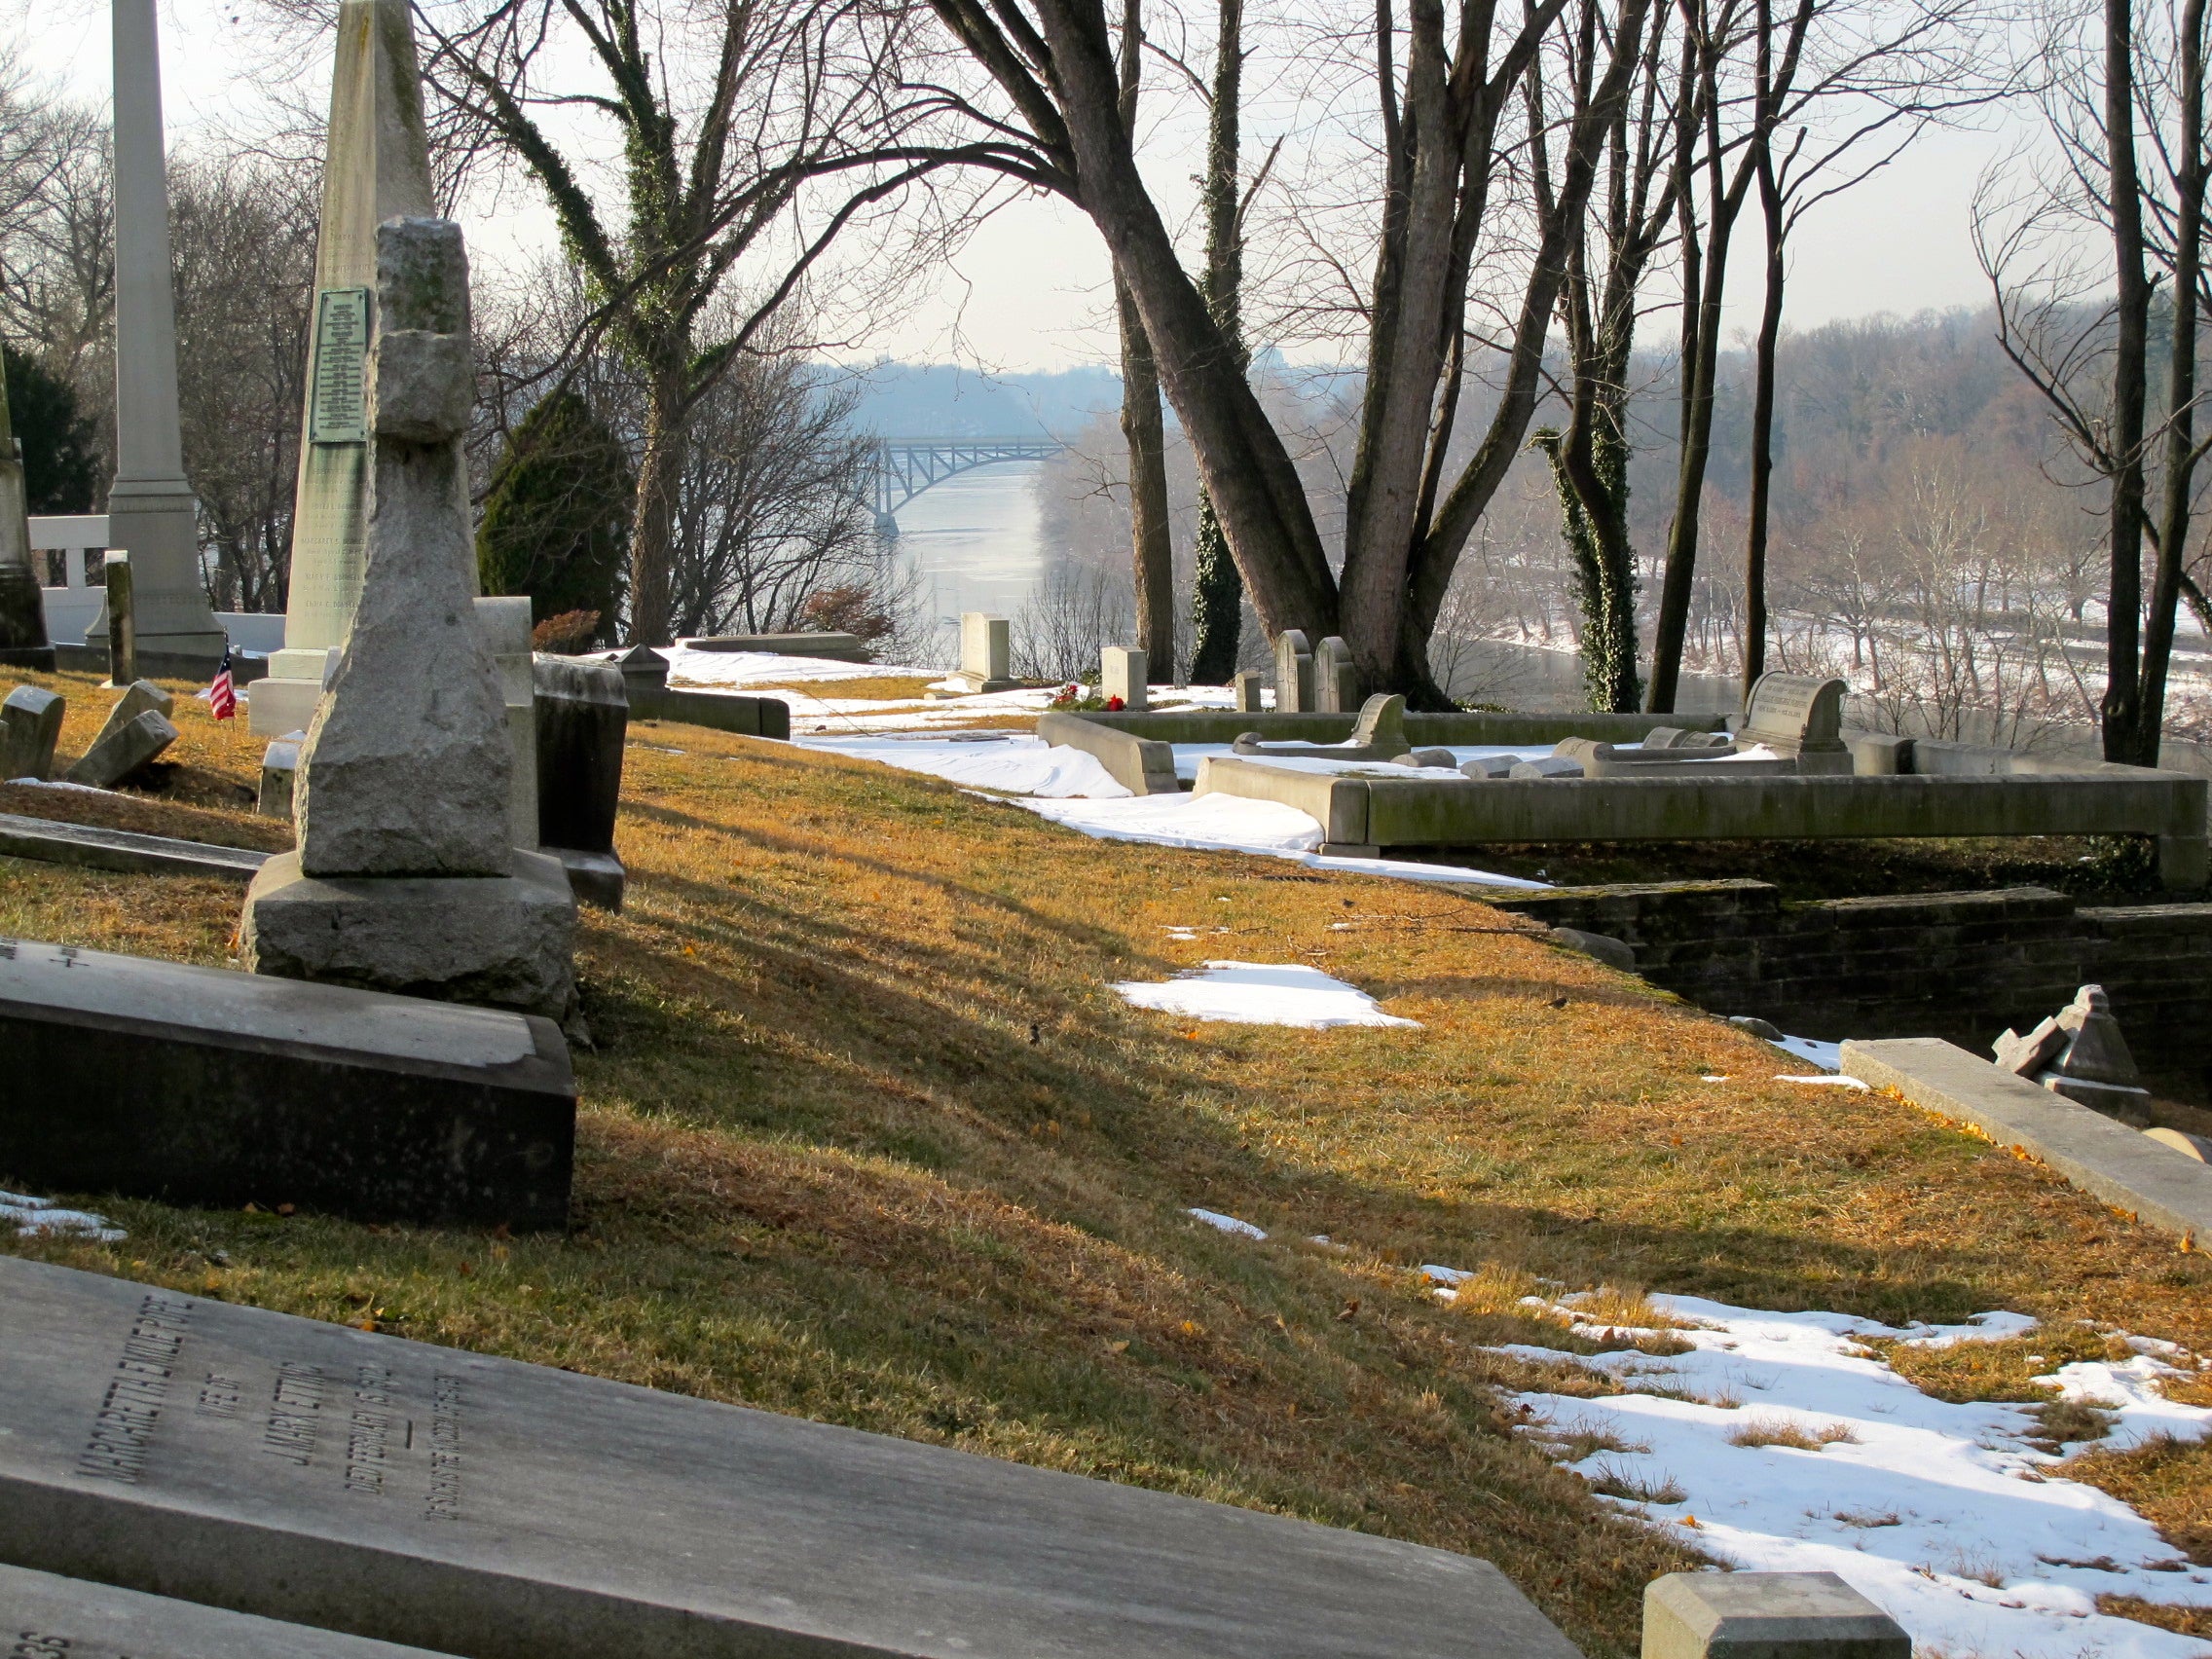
(208, 647, 237, 721)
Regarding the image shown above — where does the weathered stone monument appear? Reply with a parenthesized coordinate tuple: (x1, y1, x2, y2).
(92, 0, 227, 676)
(1739, 672, 1852, 773)
(1233, 669, 1266, 712)
(240, 218, 576, 1022)
(0, 355, 55, 671)
(1273, 628, 1315, 713)
(1101, 645, 1148, 711)
(1995, 984, 2150, 1124)
(64, 682, 177, 788)
(0, 1252, 1581, 1659)
(248, 0, 437, 737)
(1313, 636, 1357, 713)
(534, 656, 628, 909)
(0, 685, 63, 779)
(947, 611, 1015, 694)
(100, 553, 135, 687)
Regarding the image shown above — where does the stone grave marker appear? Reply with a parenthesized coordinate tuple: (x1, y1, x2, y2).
(100, 554, 136, 688)
(474, 596, 537, 852)
(1, 685, 64, 779)
(1741, 673, 1851, 773)
(0, 1254, 1581, 1659)
(949, 611, 1014, 693)
(1273, 629, 1315, 713)
(0, 350, 55, 672)
(240, 218, 576, 1022)
(533, 656, 627, 910)
(1100, 645, 1148, 711)
(1314, 636, 1357, 713)
(84, 679, 172, 751)
(0, 938, 573, 1227)
(1642, 1571, 1907, 1659)
(259, 737, 303, 819)
(1233, 670, 1265, 712)
(63, 710, 176, 789)
(0, 1562, 453, 1659)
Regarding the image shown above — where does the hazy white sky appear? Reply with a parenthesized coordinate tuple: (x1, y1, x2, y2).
(17, 0, 2024, 370)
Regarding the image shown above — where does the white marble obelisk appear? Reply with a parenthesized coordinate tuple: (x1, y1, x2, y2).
(247, 0, 436, 736)
(100, 0, 225, 672)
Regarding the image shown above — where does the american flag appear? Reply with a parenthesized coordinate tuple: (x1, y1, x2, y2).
(208, 647, 237, 721)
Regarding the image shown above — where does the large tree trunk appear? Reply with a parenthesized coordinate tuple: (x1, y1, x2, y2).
(629, 359, 686, 646)
(2102, 0, 2152, 762)
(2136, 0, 2206, 767)
(1742, 142, 1785, 705)
(1117, 276, 1176, 676)
(1186, 0, 1248, 684)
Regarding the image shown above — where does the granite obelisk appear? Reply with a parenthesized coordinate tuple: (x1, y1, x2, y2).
(97, 0, 226, 674)
(0, 351, 55, 670)
(247, 0, 436, 736)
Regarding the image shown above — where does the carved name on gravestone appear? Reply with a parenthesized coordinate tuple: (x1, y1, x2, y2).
(0, 1563, 451, 1659)
(309, 287, 371, 445)
(0, 1255, 1580, 1659)
(1742, 673, 1849, 770)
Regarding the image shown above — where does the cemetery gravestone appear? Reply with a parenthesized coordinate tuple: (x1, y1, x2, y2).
(0, 351, 55, 672)
(533, 656, 627, 910)
(63, 711, 176, 790)
(1642, 1572, 1908, 1659)
(475, 596, 537, 853)
(1273, 629, 1315, 714)
(0, 1254, 1582, 1659)
(1741, 672, 1851, 773)
(101, 554, 136, 688)
(0, 685, 64, 780)
(1101, 645, 1148, 711)
(85, 680, 172, 752)
(241, 218, 576, 1022)
(259, 738, 302, 819)
(1314, 636, 1357, 713)
(0, 1563, 453, 1659)
(1233, 670, 1266, 713)
(252, 0, 439, 736)
(0, 939, 573, 1226)
(950, 612, 1015, 694)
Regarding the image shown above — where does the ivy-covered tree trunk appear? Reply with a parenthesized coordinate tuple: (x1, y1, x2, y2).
(630, 358, 690, 647)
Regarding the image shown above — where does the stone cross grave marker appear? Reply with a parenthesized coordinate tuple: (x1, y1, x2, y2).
(1101, 645, 1148, 711)
(0, 1255, 1580, 1659)
(1273, 629, 1315, 713)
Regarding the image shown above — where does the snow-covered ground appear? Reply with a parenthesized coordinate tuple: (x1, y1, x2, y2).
(1112, 961, 1422, 1028)
(1183, 1203, 2212, 1659)
(2, 1189, 123, 1242)
(795, 733, 1130, 798)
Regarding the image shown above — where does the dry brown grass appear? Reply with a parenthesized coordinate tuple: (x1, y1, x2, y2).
(1728, 1416, 1861, 1451)
(5, 704, 2212, 1653)
(743, 676, 943, 701)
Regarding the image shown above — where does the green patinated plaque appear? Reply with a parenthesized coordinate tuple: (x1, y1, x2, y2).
(308, 287, 370, 445)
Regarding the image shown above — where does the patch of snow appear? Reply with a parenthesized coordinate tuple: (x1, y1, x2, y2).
(1011, 793, 1547, 889)
(1894, 1311, 2044, 1349)
(6, 778, 122, 794)
(1114, 961, 1422, 1029)
(1487, 1290, 2212, 1659)
(658, 645, 932, 686)
(1, 1188, 124, 1242)
(793, 734, 1131, 798)
(1775, 1034, 1845, 1072)
(1777, 1074, 1871, 1089)
(1189, 1207, 1267, 1239)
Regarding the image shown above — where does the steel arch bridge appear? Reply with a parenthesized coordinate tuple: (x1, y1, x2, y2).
(867, 437, 1064, 534)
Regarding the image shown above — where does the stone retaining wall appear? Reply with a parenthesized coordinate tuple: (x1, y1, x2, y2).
(1489, 881, 2212, 1087)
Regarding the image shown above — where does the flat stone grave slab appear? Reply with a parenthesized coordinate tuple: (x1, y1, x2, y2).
(0, 939, 572, 1228)
(0, 1255, 1581, 1659)
(0, 1561, 454, 1658)
(0, 811, 270, 883)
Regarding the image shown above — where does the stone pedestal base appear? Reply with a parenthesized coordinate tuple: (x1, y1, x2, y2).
(240, 846, 578, 1020)
(245, 675, 327, 736)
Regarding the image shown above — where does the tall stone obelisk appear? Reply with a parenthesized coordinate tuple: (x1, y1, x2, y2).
(101, 0, 226, 674)
(246, 0, 436, 736)
(0, 353, 56, 671)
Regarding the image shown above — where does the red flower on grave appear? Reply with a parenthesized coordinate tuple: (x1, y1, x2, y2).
(1105, 695, 1124, 711)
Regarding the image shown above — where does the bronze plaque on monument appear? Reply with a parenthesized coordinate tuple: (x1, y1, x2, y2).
(309, 288, 370, 445)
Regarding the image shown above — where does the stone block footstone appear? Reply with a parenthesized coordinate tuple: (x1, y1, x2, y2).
(0, 938, 571, 1226)
(0, 684, 63, 778)
(0, 1562, 455, 1659)
(1643, 1572, 1908, 1659)
(0, 1253, 1582, 1659)
(259, 736, 303, 818)
(62, 710, 177, 788)
(1100, 645, 1148, 711)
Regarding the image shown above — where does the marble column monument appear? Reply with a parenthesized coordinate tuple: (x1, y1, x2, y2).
(94, 0, 226, 673)
(247, 0, 436, 736)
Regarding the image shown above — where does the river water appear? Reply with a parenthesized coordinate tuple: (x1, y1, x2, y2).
(887, 461, 1048, 629)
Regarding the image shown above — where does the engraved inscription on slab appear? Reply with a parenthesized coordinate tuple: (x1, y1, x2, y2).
(309, 288, 371, 446)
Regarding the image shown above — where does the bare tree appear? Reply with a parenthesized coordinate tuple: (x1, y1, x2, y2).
(1112, 0, 1177, 677)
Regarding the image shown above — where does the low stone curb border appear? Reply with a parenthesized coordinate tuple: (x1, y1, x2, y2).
(1840, 1037, 2212, 1246)
(0, 812, 270, 884)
